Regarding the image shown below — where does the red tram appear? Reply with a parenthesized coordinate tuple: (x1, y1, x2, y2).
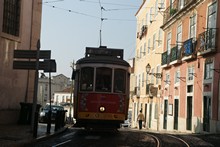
(73, 46, 130, 129)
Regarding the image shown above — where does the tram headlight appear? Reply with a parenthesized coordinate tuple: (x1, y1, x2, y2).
(99, 106, 105, 112)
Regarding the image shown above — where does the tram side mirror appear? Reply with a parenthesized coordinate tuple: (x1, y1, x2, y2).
(71, 69, 76, 80)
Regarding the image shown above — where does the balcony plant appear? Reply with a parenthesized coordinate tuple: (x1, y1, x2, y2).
(170, 8, 177, 16)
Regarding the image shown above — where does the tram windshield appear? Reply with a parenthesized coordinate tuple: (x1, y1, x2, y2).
(95, 67, 112, 92)
(114, 69, 126, 93)
(80, 67, 94, 91)
(80, 67, 126, 93)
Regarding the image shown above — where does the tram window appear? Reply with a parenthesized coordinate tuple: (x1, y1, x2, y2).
(114, 69, 126, 93)
(80, 67, 94, 91)
(95, 67, 112, 92)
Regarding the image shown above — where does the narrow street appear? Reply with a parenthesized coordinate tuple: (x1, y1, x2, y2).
(26, 127, 220, 147)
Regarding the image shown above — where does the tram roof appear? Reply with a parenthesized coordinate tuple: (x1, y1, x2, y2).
(76, 56, 130, 67)
(76, 46, 130, 66)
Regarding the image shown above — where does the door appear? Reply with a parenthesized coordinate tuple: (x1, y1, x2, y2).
(186, 96, 192, 130)
(149, 103, 152, 128)
(163, 100, 168, 129)
(203, 96, 211, 132)
(174, 99, 179, 130)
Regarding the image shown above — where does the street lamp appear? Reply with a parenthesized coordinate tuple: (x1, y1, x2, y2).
(145, 63, 162, 78)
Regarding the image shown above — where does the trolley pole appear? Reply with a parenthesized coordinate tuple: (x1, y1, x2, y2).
(69, 60, 75, 123)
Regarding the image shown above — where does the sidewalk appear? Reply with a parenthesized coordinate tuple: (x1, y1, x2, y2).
(0, 123, 68, 147)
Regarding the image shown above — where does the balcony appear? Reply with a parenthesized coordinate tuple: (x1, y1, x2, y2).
(137, 25, 148, 40)
(197, 28, 218, 56)
(163, 0, 197, 25)
(161, 51, 171, 67)
(170, 45, 181, 64)
(182, 38, 197, 61)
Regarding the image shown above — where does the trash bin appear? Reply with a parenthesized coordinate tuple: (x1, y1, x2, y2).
(18, 102, 41, 125)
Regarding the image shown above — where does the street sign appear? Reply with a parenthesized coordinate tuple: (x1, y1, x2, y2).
(13, 60, 56, 72)
(14, 50, 51, 59)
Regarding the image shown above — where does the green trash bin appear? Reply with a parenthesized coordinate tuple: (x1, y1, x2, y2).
(18, 102, 41, 125)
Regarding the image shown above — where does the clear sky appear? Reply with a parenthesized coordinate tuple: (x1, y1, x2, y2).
(41, 0, 143, 78)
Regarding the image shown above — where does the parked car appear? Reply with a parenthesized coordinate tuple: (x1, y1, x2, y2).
(120, 119, 131, 128)
(39, 105, 66, 123)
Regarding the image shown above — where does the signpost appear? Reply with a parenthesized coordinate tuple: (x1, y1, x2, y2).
(13, 41, 56, 137)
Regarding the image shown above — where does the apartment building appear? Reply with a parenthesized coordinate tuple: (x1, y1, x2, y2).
(160, 0, 220, 133)
(132, 0, 164, 130)
(0, 0, 42, 124)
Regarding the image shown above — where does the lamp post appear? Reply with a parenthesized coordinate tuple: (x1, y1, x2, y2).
(145, 63, 162, 78)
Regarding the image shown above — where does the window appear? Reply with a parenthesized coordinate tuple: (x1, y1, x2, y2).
(167, 32, 171, 54)
(190, 14, 196, 39)
(96, 67, 112, 92)
(207, 2, 217, 47)
(158, 29, 162, 47)
(140, 46, 142, 58)
(153, 34, 156, 50)
(142, 73, 145, 87)
(207, 2, 217, 29)
(204, 59, 213, 79)
(146, 13, 149, 25)
(3, 0, 21, 36)
(155, 0, 158, 17)
(165, 73, 170, 85)
(114, 69, 126, 93)
(179, 0, 184, 9)
(188, 66, 194, 81)
(154, 104, 158, 119)
(150, 7, 153, 22)
(177, 25, 182, 50)
(151, 68, 154, 84)
(143, 43, 146, 56)
(156, 65, 160, 84)
(175, 70, 180, 84)
(148, 38, 151, 53)
(80, 67, 94, 91)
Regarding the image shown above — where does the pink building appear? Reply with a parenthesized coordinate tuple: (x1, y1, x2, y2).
(160, 0, 220, 133)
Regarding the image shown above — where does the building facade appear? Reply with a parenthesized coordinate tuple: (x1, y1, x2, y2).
(132, 0, 164, 130)
(0, 0, 42, 124)
(160, 0, 220, 133)
(38, 73, 71, 107)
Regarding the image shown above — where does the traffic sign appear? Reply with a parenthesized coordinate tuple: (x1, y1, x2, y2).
(13, 60, 56, 72)
(14, 50, 51, 59)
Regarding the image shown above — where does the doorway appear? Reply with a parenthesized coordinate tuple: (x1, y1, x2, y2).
(174, 99, 179, 130)
(163, 100, 168, 129)
(203, 96, 211, 132)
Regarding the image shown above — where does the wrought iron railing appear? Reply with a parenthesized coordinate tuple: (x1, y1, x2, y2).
(163, 0, 197, 24)
(170, 45, 181, 62)
(161, 51, 168, 65)
(197, 28, 217, 52)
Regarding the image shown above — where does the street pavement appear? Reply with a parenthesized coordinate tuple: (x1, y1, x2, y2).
(0, 123, 68, 147)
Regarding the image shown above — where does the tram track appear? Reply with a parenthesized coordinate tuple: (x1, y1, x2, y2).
(146, 132, 191, 147)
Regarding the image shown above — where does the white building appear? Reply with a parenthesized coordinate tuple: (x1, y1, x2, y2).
(53, 87, 74, 118)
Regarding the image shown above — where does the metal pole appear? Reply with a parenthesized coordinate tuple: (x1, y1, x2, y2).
(69, 60, 74, 123)
(47, 72, 52, 133)
(31, 39, 40, 136)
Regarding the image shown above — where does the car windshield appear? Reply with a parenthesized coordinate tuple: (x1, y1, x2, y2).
(43, 105, 64, 111)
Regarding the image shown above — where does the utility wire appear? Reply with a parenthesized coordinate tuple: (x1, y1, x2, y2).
(80, 0, 139, 7)
(43, 4, 100, 19)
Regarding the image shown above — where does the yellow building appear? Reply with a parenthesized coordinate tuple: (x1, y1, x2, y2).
(131, 0, 164, 131)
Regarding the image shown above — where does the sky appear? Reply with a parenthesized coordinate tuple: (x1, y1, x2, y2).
(41, 0, 143, 78)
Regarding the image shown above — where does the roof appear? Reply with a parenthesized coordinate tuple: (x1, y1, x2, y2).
(135, 0, 146, 16)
